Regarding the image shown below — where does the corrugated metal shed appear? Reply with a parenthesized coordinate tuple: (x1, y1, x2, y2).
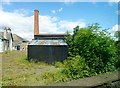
(28, 10, 68, 63)
(28, 35, 68, 63)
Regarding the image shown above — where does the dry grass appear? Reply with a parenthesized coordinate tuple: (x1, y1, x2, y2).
(2, 51, 59, 86)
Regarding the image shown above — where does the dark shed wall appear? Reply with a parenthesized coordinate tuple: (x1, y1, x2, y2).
(28, 45, 68, 63)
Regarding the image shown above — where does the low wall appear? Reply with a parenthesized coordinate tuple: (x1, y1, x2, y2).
(51, 71, 120, 87)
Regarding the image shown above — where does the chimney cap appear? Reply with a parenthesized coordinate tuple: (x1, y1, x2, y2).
(34, 10, 39, 12)
(8, 28, 11, 31)
(4, 27, 11, 31)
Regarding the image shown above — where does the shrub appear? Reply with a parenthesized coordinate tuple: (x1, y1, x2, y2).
(115, 41, 120, 70)
(62, 55, 90, 80)
(64, 24, 117, 76)
(54, 61, 64, 68)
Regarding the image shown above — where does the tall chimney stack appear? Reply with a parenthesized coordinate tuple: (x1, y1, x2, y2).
(34, 10, 39, 35)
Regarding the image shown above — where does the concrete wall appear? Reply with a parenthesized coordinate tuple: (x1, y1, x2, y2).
(0, 39, 3, 53)
(2, 28, 13, 51)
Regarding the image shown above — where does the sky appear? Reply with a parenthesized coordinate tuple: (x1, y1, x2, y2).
(0, 0, 119, 40)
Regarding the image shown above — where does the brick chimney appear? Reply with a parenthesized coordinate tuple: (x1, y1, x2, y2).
(34, 10, 39, 35)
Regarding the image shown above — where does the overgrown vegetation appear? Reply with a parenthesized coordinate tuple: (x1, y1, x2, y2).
(41, 71, 69, 85)
(63, 23, 118, 79)
(62, 55, 91, 80)
(41, 23, 119, 84)
(115, 41, 120, 69)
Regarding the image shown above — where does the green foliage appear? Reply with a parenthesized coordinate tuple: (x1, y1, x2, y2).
(115, 31, 120, 41)
(62, 55, 90, 80)
(41, 71, 69, 84)
(115, 41, 120, 69)
(54, 61, 64, 68)
(3, 50, 17, 55)
(64, 23, 117, 79)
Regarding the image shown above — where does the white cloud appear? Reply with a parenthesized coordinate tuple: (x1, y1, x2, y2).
(0, 9, 86, 41)
(52, 10, 56, 14)
(58, 8, 63, 12)
(2, 0, 11, 5)
(0, 10, 34, 40)
(107, 24, 120, 40)
(58, 20, 86, 33)
(112, 24, 120, 31)
(39, 15, 59, 33)
(108, 0, 120, 2)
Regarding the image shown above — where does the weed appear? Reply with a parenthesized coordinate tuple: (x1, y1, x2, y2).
(41, 71, 69, 85)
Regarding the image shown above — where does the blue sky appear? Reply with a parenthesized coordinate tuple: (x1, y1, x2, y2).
(0, 2, 119, 40)
(3, 2, 118, 28)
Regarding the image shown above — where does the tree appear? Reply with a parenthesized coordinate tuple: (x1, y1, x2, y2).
(115, 31, 120, 41)
(65, 24, 117, 75)
(114, 31, 120, 69)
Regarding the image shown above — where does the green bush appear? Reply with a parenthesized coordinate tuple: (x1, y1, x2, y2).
(54, 61, 64, 68)
(64, 24, 117, 77)
(115, 41, 120, 70)
(62, 55, 91, 80)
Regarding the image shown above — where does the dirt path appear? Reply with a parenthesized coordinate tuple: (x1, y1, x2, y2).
(2, 51, 58, 86)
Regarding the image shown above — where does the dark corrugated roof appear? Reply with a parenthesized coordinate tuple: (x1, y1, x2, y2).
(34, 34, 66, 37)
(34, 34, 66, 40)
